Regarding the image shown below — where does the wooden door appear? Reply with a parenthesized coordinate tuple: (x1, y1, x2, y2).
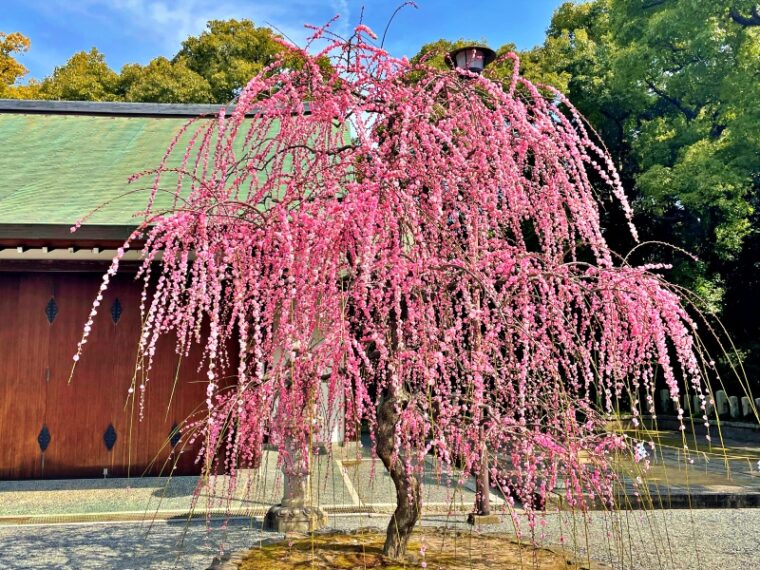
(0, 272, 212, 479)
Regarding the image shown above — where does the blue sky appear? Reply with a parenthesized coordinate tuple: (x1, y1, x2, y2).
(5, 1, 569, 81)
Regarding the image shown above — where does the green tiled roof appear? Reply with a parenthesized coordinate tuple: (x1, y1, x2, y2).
(0, 113, 212, 225)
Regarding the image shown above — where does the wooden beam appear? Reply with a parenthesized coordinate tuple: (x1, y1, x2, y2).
(0, 223, 136, 241)
(0, 259, 144, 272)
(0, 225, 145, 252)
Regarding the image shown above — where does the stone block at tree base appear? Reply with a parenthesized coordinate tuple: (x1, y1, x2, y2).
(467, 513, 501, 525)
(263, 505, 328, 533)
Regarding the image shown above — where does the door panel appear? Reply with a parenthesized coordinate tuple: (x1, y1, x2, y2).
(0, 272, 213, 479)
(0, 274, 50, 479)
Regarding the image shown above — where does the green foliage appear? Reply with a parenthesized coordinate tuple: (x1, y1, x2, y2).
(617, 0, 756, 257)
(0, 31, 30, 94)
(528, 0, 759, 263)
(119, 57, 213, 103)
(409, 0, 759, 382)
(174, 19, 286, 102)
(173, 19, 333, 103)
(39, 48, 120, 101)
(4, 19, 311, 104)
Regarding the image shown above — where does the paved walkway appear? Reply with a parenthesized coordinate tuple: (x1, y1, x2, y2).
(0, 448, 503, 524)
(2, 433, 758, 524)
(608, 428, 760, 508)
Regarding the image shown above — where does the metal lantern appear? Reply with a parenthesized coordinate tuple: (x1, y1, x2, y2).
(447, 45, 496, 74)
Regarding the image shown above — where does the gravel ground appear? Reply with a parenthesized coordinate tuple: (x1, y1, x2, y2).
(0, 509, 759, 569)
(0, 518, 270, 570)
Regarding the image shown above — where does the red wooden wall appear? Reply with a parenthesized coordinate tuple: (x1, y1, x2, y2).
(0, 272, 213, 479)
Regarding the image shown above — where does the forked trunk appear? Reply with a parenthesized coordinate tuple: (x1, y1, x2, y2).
(376, 391, 421, 559)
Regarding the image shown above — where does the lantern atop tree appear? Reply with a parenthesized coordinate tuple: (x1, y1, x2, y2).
(447, 45, 496, 73)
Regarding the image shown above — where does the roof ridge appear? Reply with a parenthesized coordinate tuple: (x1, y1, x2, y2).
(0, 99, 310, 118)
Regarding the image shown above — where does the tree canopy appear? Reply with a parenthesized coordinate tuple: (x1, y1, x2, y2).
(520, 0, 760, 383)
(119, 57, 214, 103)
(40, 48, 120, 101)
(173, 19, 288, 103)
(74, 25, 716, 559)
(0, 31, 31, 97)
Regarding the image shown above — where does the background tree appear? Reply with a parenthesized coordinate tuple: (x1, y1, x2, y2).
(74, 27, 715, 559)
(119, 57, 214, 103)
(0, 31, 33, 97)
(2, 19, 301, 104)
(174, 19, 288, 103)
(38, 48, 120, 101)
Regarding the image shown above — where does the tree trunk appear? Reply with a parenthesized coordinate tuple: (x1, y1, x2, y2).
(474, 444, 491, 515)
(376, 391, 421, 560)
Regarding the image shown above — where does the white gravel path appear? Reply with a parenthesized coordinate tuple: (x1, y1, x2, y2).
(0, 509, 758, 569)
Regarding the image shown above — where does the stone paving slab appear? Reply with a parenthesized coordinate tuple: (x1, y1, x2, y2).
(0, 445, 502, 523)
(339, 456, 501, 507)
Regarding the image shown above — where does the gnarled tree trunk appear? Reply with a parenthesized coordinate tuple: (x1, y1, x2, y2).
(376, 390, 421, 559)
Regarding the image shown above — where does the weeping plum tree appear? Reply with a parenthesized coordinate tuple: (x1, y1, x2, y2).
(73, 24, 714, 559)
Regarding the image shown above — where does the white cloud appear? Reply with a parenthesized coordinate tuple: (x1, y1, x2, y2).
(76, 0, 353, 53)
(329, 0, 350, 38)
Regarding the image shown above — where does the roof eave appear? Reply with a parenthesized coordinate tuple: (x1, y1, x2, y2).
(0, 99, 311, 118)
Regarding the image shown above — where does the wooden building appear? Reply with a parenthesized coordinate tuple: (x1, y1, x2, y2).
(0, 100, 231, 480)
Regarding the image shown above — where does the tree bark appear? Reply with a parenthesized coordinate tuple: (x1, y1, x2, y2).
(376, 391, 421, 560)
(474, 444, 491, 515)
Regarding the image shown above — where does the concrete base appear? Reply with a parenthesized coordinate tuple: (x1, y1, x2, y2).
(263, 505, 328, 533)
(466, 513, 501, 526)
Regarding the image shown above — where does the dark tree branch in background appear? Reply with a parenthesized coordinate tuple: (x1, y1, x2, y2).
(729, 5, 760, 26)
(645, 79, 697, 121)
